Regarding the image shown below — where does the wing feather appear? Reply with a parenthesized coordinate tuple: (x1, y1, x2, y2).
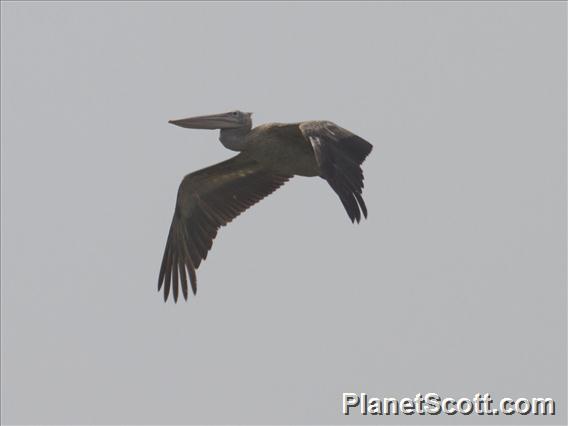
(300, 121, 373, 223)
(158, 153, 291, 301)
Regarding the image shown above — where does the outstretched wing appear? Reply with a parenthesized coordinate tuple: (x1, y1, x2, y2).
(300, 121, 373, 223)
(159, 153, 292, 302)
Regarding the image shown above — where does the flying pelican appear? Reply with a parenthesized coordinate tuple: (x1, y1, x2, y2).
(159, 110, 373, 302)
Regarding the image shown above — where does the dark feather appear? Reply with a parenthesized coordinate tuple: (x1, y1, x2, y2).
(158, 153, 291, 301)
(300, 121, 372, 222)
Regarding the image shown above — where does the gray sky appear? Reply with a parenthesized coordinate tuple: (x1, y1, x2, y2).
(1, 2, 566, 425)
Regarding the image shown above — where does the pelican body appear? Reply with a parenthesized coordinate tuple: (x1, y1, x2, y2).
(159, 111, 373, 302)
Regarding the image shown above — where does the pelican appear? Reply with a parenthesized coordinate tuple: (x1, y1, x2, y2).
(159, 110, 373, 302)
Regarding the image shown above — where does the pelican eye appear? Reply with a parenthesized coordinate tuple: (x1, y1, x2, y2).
(231, 111, 239, 117)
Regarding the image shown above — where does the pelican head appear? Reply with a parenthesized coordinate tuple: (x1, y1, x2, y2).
(169, 110, 252, 130)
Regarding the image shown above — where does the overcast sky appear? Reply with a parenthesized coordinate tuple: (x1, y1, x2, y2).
(1, 2, 566, 425)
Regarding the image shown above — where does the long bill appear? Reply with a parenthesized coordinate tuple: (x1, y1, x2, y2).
(168, 112, 240, 129)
